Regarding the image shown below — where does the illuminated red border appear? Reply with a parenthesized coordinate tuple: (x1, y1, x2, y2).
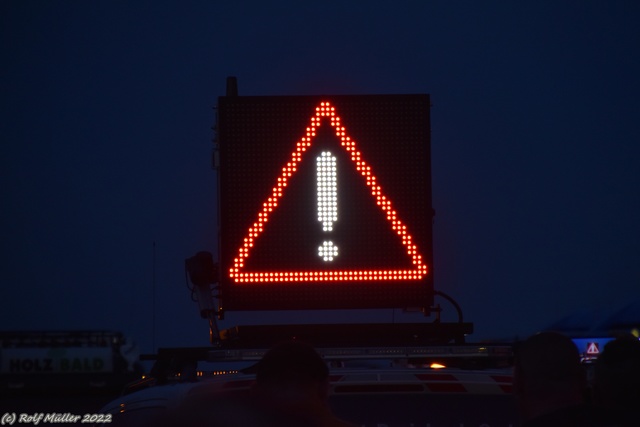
(230, 101, 428, 283)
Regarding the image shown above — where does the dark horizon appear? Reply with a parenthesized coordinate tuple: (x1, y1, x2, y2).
(2, 1, 639, 354)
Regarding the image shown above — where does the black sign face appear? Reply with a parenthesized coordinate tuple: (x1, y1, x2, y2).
(217, 94, 433, 311)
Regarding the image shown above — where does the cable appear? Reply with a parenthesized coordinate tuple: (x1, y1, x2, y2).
(434, 290, 464, 323)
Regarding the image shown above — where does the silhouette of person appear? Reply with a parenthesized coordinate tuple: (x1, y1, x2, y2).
(592, 334, 640, 427)
(249, 340, 357, 427)
(513, 331, 598, 427)
(146, 341, 357, 427)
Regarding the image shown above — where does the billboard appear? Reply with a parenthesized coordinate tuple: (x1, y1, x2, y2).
(1, 347, 113, 374)
(217, 94, 433, 311)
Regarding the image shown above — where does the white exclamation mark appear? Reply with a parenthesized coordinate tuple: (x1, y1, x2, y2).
(317, 151, 338, 261)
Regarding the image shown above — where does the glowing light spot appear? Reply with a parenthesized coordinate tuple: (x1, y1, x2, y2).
(316, 151, 338, 232)
(318, 241, 338, 262)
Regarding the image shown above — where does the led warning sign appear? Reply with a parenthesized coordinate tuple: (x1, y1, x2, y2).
(586, 342, 600, 355)
(217, 94, 433, 311)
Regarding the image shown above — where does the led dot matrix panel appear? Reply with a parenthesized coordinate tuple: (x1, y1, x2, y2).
(218, 95, 433, 311)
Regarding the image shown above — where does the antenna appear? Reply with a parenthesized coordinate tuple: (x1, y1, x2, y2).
(226, 76, 238, 96)
(152, 241, 157, 352)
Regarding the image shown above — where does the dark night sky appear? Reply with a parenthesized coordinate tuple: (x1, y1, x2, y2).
(2, 1, 639, 354)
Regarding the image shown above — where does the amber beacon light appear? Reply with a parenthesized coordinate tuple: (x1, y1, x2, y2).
(218, 95, 433, 311)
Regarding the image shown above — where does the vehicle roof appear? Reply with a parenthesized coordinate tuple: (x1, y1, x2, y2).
(101, 366, 514, 416)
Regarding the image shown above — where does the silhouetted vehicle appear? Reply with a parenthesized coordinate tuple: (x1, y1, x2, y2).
(98, 341, 518, 427)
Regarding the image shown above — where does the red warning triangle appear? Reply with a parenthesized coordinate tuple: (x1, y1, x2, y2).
(586, 342, 599, 355)
(229, 101, 428, 284)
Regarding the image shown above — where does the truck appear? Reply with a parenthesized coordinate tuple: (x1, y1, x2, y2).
(96, 82, 523, 426)
(0, 330, 142, 398)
